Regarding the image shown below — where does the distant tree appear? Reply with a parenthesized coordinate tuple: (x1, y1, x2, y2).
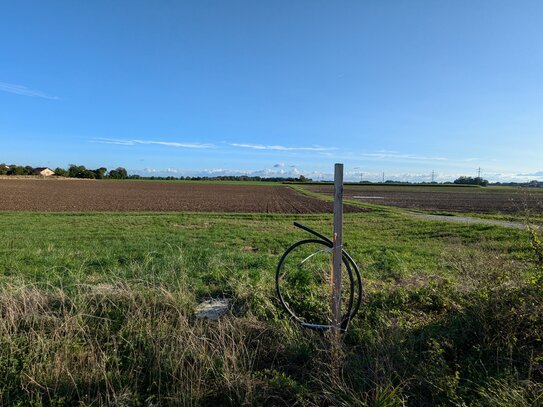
(54, 167, 68, 177)
(108, 167, 128, 179)
(0, 164, 8, 175)
(453, 176, 489, 186)
(93, 167, 108, 179)
(81, 170, 97, 179)
(68, 164, 87, 178)
(65, 164, 98, 179)
(7, 166, 30, 175)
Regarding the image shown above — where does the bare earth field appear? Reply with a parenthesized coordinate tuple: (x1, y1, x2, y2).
(304, 184, 543, 214)
(0, 179, 366, 213)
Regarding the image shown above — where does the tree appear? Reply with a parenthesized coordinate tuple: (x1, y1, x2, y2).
(108, 167, 128, 179)
(81, 170, 96, 179)
(54, 167, 68, 177)
(68, 164, 86, 178)
(7, 166, 30, 175)
(93, 167, 108, 179)
(453, 176, 488, 186)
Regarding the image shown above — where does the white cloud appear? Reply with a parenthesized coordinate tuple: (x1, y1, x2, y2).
(360, 152, 448, 161)
(376, 149, 400, 154)
(273, 162, 285, 168)
(136, 166, 317, 179)
(517, 171, 543, 177)
(231, 143, 335, 151)
(132, 166, 543, 183)
(92, 138, 215, 149)
(0, 81, 59, 100)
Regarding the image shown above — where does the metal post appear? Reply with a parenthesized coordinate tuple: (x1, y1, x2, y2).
(332, 163, 343, 329)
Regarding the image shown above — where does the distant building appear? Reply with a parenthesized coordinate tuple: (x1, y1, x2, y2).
(32, 167, 55, 176)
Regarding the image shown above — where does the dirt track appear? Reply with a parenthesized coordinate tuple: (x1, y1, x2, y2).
(0, 179, 367, 213)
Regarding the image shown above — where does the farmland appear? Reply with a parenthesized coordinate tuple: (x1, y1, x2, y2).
(303, 183, 543, 214)
(0, 179, 365, 213)
(0, 180, 542, 405)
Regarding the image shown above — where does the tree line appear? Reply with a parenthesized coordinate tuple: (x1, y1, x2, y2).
(53, 165, 129, 179)
(0, 164, 129, 179)
(0, 164, 314, 182)
(453, 176, 489, 186)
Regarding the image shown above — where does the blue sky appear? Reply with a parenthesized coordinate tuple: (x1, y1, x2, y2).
(1, 1, 542, 182)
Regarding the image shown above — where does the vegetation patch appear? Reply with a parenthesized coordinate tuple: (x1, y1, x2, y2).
(0, 211, 542, 404)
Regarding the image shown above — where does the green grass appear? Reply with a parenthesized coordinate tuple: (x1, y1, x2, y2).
(1, 211, 542, 405)
(1, 211, 530, 287)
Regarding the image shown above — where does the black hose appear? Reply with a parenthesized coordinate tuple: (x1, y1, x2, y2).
(276, 222, 362, 331)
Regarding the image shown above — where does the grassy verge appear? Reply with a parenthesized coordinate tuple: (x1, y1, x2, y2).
(448, 211, 543, 226)
(1, 211, 542, 405)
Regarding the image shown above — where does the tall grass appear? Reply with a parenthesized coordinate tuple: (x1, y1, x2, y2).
(1, 212, 542, 405)
(1, 246, 542, 405)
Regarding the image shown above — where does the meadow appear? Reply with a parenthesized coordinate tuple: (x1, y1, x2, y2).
(1, 199, 542, 406)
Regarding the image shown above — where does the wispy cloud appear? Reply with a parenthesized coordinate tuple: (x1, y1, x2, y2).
(231, 143, 336, 151)
(138, 166, 311, 178)
(360, 152, 448, 161)
(517, 171, 543, 177)
(92, 138, 215, 149)
(376, 149, 401, 154)
(0, 81, 59, 100)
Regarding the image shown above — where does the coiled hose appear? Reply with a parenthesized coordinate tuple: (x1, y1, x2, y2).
(276, 222, 362, 331)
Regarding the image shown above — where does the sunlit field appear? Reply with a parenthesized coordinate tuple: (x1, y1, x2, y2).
(1, 207, 542, 405)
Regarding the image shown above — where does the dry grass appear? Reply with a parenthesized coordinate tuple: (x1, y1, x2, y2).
(1, 211, 543, 405)
(0, 281, 313, 406)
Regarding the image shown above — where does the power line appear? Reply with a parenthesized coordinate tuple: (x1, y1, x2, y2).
(354, 167, 363, 183)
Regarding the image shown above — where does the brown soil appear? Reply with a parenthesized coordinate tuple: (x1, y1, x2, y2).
(0, 179, 367, 213)
(304, 185, 543, 214)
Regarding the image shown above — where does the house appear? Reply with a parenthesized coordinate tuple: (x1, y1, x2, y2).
(32, 167, 55, 177)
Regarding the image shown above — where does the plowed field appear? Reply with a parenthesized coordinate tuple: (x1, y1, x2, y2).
(0, 179, 366, 213)
(304, 184, 543, 214)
